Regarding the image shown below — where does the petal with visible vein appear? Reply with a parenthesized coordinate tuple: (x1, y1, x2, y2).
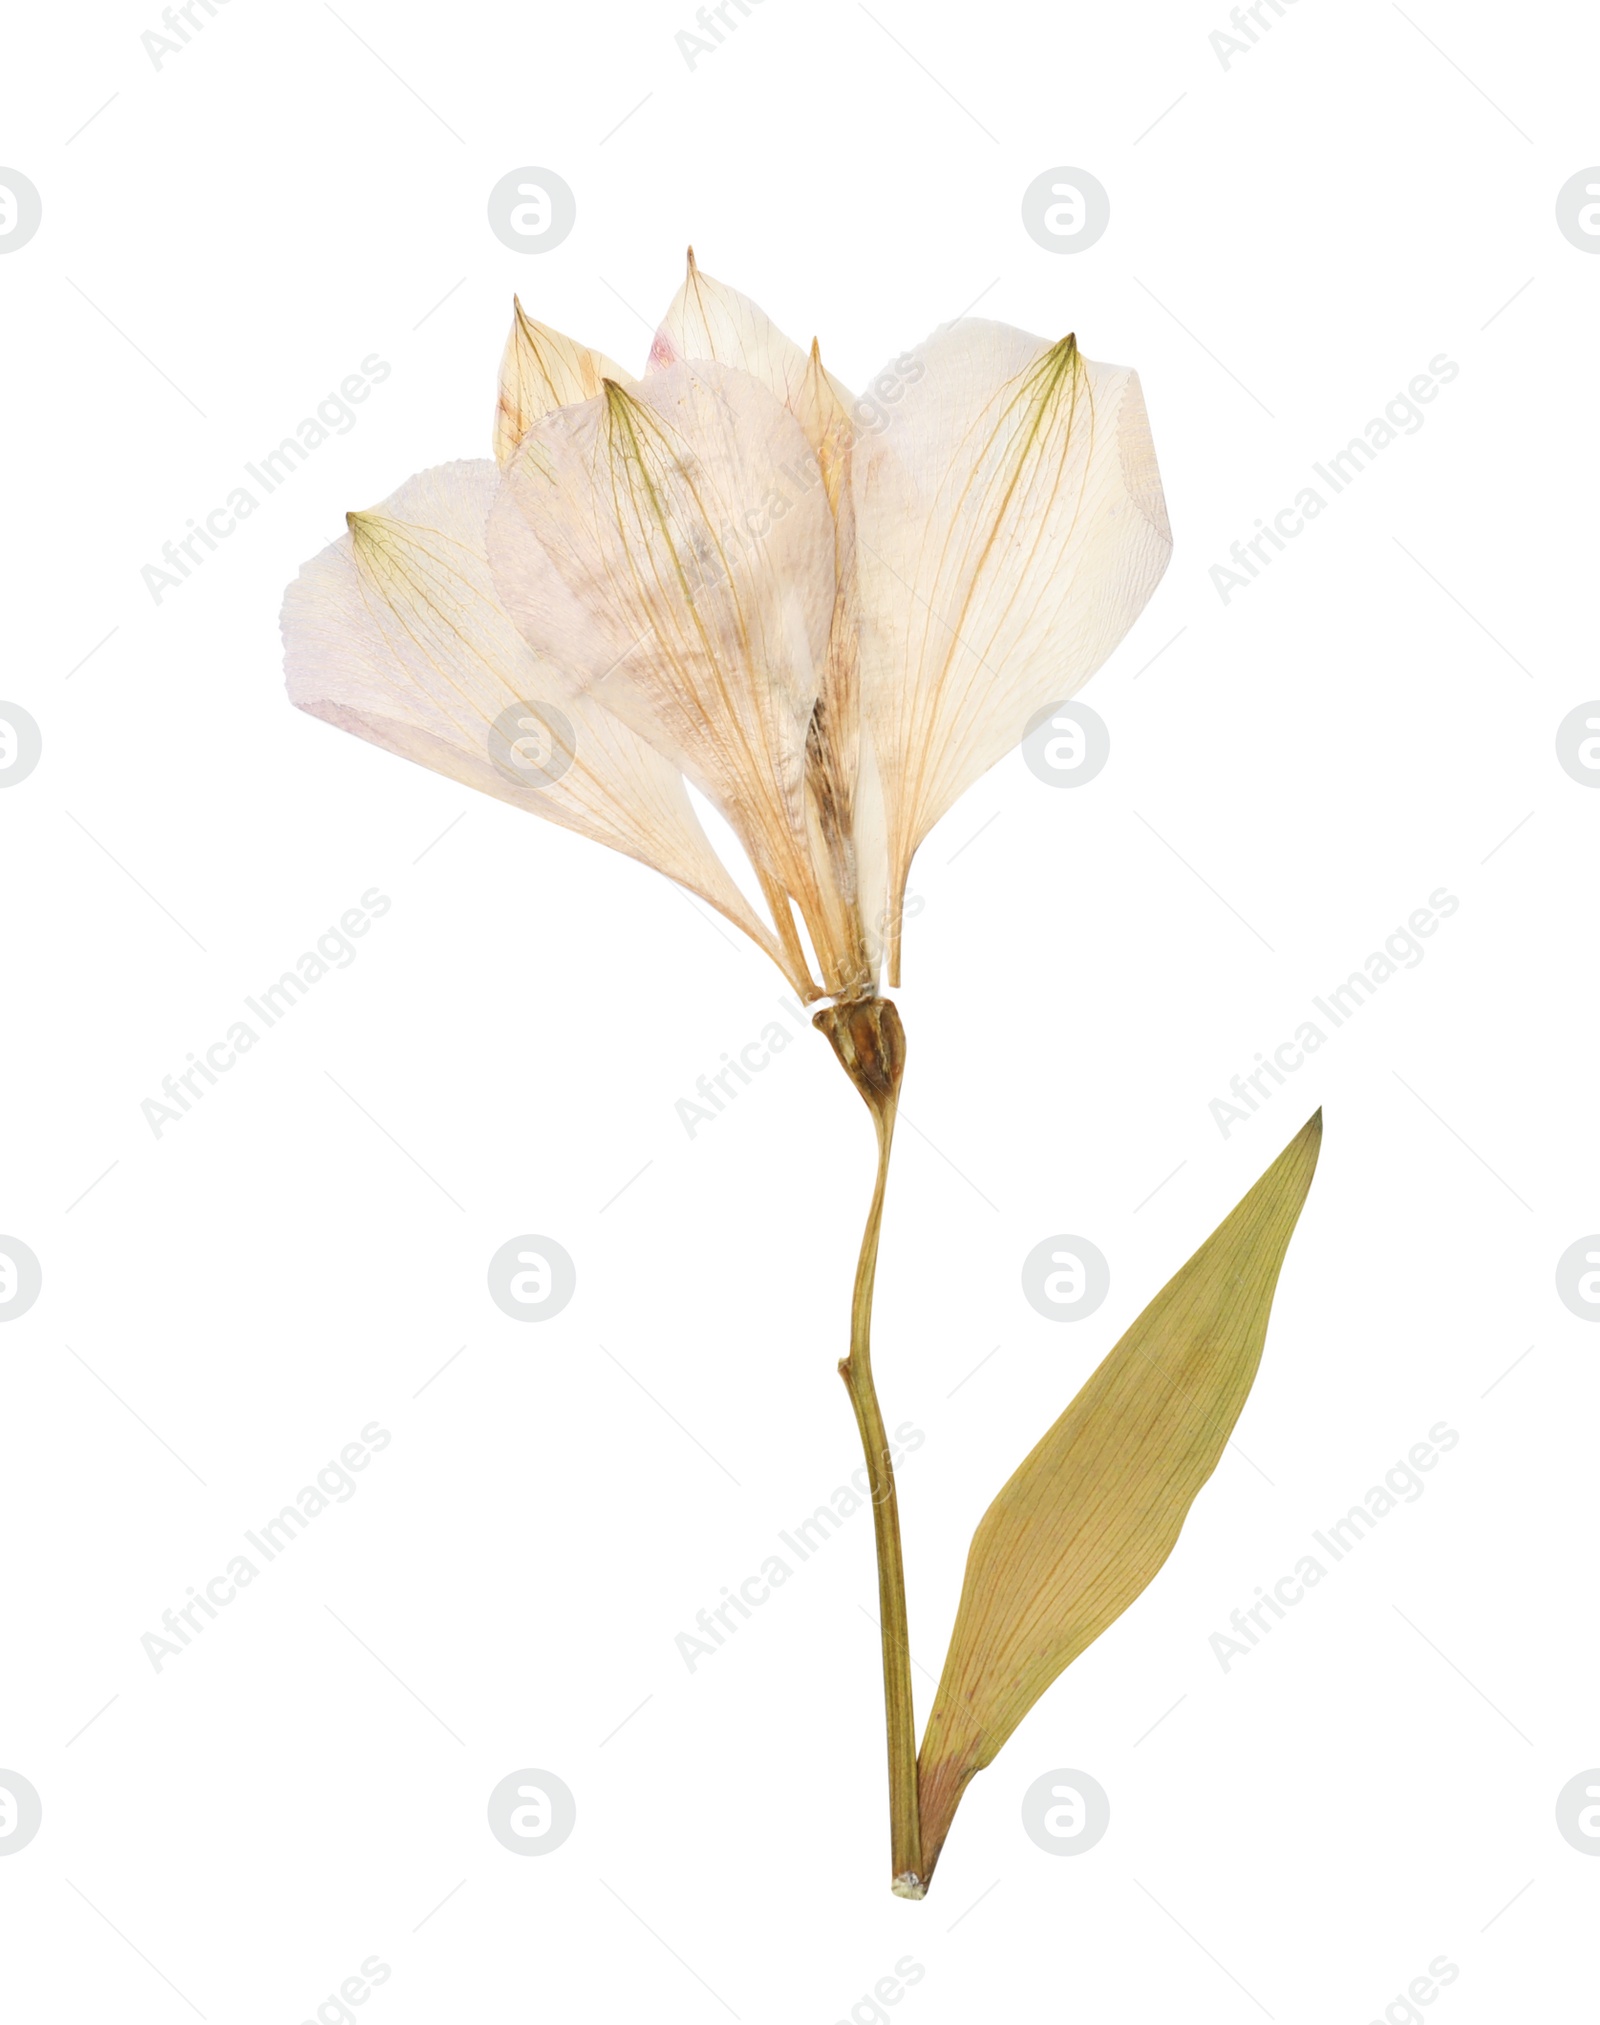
(494, 299, 630, 469)
(488, 362, 844, 985)
(282, 458, 795, 978)
(853, 321, 1172, 977)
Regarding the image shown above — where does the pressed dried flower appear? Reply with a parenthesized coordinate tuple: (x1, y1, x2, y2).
(282, 252, 1316, 1899)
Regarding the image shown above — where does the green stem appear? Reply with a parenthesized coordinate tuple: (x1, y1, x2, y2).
(815, 997, 923, 1895)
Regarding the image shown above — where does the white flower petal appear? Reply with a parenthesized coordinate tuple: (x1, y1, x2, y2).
(648, 250, 851, 415)
(282, 458, 797, 978)
(850, 732, 890, 974)
(646, 259, 875, 991)
(494, 299, 630, 469)
(486, 362, 841, 982)
(852, 320, 1172, 975)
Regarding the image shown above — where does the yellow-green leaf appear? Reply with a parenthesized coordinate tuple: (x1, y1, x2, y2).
(917, 1111, 1321, 1878)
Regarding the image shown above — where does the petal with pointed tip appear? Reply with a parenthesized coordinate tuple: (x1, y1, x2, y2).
(486, 364, 839, 961)
(281, 458, 795, 979)
(646, 260, 875, 988)
(852, 320, 1172, 976)
(649, 252, 853, 443)
(493, 299, 630, 468)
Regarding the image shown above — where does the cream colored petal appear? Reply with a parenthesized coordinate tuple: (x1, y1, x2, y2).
(773, 337, 878, 995)
(281, 459, 799, 982)
(796, 337, 857, 507)
(649, 251, 854, 454)
(852, 320, 1172, 977)
(493, 299, 631, 468)
(648, 259, 876, 990)
(487, 361, 843, 985)
(850, 731, 890, 974)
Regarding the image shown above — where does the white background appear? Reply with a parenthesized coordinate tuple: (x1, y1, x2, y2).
(2, 0, 1597, 2018)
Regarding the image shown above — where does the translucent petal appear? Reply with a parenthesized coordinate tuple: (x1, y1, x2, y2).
(801, 347, 875, 996)
(494, 300, 631, 469)
(648, 250, 853, 432)
(486, 362, 845, 985)
(852, 321, 1172, 976)
(282, 458, 798, 979)
(648, 258, 876, 993)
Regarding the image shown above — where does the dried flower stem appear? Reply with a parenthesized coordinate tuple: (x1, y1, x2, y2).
(814, 997, 923, 1897)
